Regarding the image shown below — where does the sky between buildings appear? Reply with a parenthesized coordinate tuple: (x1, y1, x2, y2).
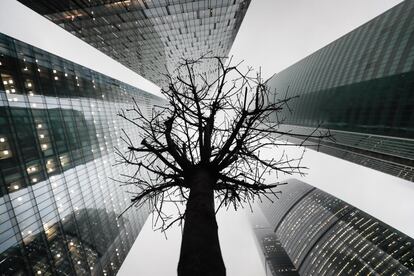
(0, 0, 162, 97)
(118, 0, 411, 275)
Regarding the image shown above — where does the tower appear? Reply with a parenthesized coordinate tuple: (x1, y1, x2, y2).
(0, 1, 251, 275)
(254, 179, 414, 275)
(267, 1, 414, 181)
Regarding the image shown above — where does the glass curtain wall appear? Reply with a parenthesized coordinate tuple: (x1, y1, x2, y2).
(266, 1, 414, 181)
(258, 179, 414, 276)
(17, 0, 251, 86)
(0, 33, 163, 276)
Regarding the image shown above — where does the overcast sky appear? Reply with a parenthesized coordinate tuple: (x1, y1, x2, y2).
(230, 0, 404, 79)
(118, 1, 412, 276)
(0, 0, 162, 97)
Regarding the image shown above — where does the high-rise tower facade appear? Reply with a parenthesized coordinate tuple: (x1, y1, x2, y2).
(255, 179, 414, 275)
(1, 0, 253, 274)
(17, 0, 251, 85)
(248, 207, 298, 276)
(0, 33, 162, 276)
(267, 1, 414, 181)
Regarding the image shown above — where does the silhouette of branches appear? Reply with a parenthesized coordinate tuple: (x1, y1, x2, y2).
(115, 56, 331, 231)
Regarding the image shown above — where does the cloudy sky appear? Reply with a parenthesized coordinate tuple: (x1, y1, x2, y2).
(118, 1, 412, 276)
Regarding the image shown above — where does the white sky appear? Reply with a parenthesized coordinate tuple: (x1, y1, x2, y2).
(120, 1, 412, 276)
(0, 0, 162, 97)
(230, 0, 404, 79)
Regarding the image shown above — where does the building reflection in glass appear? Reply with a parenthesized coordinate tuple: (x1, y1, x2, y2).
(1, 208, 130, 275)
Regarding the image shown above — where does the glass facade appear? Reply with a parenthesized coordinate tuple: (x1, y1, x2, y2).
(257, 179, 414, 276)
(249, 207, 299, 276)
(0, 32, 163, 275)
(17, 0, 251, 85)
(266, 1, 414, 181)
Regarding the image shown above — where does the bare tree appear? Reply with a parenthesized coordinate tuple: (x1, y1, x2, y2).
(115, 56, 330, 276)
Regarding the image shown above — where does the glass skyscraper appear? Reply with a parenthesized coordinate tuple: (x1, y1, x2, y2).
(17, 0, 251, 85)
(1, 1, 252, 275)
(266, 0, 414, 181)
(256, 179, 414, 276)
(0, 33, 163, 275)
(248, 207, 298, 276)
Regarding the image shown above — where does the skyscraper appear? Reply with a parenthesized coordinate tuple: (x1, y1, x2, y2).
(0, 33, 161, 275)
(248, 206, 298, 276)
(17, 0, 251, 85)
(0, 1, 252, 274)
(266, 0, 414, 181)
(255, 179, 414, 275)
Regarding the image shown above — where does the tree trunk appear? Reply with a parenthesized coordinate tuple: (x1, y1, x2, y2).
(177, 169, 226, 276)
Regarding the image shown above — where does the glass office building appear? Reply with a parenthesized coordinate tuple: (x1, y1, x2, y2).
(0, 32, 163, 275)
(267, 1, 414, 181)
(17, 0, 251, 85)
(257, 179, 414, 275)
(248, 207, 298, 276)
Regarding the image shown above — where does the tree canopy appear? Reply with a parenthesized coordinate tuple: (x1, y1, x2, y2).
(114, 56, 330, 276)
